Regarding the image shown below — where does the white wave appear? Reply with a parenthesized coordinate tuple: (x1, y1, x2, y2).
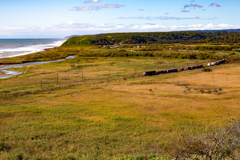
(0, 39, 66, 59)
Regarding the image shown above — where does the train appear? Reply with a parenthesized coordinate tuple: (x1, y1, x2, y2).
(207, 59, 226, 66)
(143, 59, 226, 76)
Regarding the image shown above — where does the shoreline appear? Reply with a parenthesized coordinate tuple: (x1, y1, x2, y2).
(0, 39, 66, 59)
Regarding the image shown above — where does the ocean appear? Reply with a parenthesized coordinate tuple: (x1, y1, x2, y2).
(0, 39, 66, 59)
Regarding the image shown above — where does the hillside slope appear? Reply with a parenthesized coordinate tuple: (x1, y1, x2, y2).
(62, 31, 240, 46)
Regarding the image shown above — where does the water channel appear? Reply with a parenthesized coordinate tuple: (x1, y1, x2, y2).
(0, 56, 75, 79)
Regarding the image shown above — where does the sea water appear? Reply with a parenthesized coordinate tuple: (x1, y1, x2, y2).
(0, 39, 66, 59)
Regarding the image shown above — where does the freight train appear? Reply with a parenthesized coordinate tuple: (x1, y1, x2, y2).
(143, 59, 226, 76)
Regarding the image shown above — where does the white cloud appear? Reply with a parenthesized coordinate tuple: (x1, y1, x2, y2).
(48, 22, 240, 31)
(117, 16, 215, 20)
(181, 10, 190, 13)
(72, 4, 125, 11)
(210, 3, 221, 7)
(84, 0, 101, 3)
(1, 23, 240, 37)
(184, 4, 203, 9)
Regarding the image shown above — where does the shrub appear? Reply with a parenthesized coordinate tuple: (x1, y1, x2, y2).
(202, 68, 212, 72)
(173, 120, 240, 160)
(14, 152, 24, 160)
(116, 154, 166, 160)
(200, 89, 205, 94)
(0, 142, 11, 151)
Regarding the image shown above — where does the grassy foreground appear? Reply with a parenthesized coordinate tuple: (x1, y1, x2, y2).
(0, 53, 240, 159)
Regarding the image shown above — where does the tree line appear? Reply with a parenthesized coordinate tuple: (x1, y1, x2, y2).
(62, 31, 240, 46)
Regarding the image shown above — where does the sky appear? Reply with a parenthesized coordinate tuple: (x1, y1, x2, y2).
(0, 0, 239, 38)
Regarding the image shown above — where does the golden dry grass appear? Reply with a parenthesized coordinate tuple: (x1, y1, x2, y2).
(0, 57, 240, 159)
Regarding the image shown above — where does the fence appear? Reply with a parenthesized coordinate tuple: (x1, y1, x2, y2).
(0, 60, 209, 99)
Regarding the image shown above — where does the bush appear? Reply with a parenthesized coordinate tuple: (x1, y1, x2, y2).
(14, 152, 24, 160)
(116, 154, 166, 160)
(202, 68, 212, 72)
(172, 120, 240, 160)
(0, 142, 11, 151)
(230, 52, 236, 55)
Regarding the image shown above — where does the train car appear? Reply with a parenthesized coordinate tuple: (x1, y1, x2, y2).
(162, 70, 168, 73)
(143, 59, 226, 77)
(156, 70, 164, 74)
(219, 59, 226, 64)
(156, 70, 161, 75)
(143, 71, 156, 76)
(172, 68, 178, 72)
(167, 69, 173, 73)
(211, 62, 216, 66)
(179, 67, 184, 71)
(157, 70, 168, 74)
(195, 65, 203, 69)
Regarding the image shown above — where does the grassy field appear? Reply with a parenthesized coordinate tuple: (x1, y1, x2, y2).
(0, 42, 238, 65)
(0, 51, 240, 159)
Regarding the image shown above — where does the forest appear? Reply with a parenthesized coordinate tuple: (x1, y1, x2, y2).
(62, 31, 240, 46)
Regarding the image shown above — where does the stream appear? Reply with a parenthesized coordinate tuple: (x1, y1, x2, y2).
(0, 56, 75, 79)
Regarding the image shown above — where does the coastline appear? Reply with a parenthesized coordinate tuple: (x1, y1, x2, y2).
(0, 38, 67, 79)
(0, 39, 66, 59)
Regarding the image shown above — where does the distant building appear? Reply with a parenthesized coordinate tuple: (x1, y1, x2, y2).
(137, 46, 141, 48)
(114, 46, 120, 48)
(103, 45, 107, 48)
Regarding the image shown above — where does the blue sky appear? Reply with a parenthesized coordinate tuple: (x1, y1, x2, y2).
(0, 0, 239, 38)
